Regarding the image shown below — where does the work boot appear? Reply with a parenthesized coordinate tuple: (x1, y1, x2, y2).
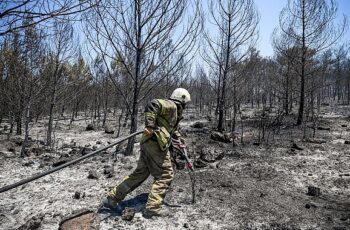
(142, 208, 169, 219)
(101, 197, 119, 210)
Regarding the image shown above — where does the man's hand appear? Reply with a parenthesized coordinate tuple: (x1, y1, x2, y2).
(144, 127, 154, 136)
(172, 138, 186, 150)
(179, 137, 186, 145)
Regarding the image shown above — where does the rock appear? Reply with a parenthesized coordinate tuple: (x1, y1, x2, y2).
(292, 142, 304, 150)
(69, 148, 78, 155)
(183, 223, 189, 228)
(304, 138, 326, 144)
(210, 132, 231, 143)
(86, 124, 95, 131)
(12, 137, 24, 146)
(199, 146, 225, 162)
(103, 166, 114, 178)
(73, 191, 84, 199)
(104, 124, 114, 134)
(87, 170, 99, 179)
(81, 147, 93, 156)
(60, 152, 70, 158)
(23, 160, 35, 167)
(344, 141, 350, 145)
(7, 146, 16, 153)
(341, 124, 347, 128)
(59, 210, 100, 230)
(121, 207, 135, 221)
(194, 159, 207, 168)
(191, 121, 205, 128)
(241, 115, 249, 120)
(305, 203, 317, 209)
(317, 126, 330, 131)
(53, 158, 70, 167)
(307, 186, 321, 197)
(18, 214, 44, 230)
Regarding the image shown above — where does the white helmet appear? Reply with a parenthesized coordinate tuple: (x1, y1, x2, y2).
(170, 88, 191, 104)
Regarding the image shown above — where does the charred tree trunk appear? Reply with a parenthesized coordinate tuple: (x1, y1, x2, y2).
(126, 2, 141, 155)
(16, 112, 22, 135)
(20, 101, 31, 157)
(46, 84, 57, 147)
(297, 1, 306, 126)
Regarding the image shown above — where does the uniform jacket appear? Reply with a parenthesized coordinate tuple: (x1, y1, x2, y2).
(142, 99, 182, 150)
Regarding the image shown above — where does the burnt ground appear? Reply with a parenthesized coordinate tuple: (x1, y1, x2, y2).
(0, 104, 350, 230)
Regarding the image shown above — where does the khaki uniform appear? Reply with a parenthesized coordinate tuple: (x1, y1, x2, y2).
(107, 99, 182, 212)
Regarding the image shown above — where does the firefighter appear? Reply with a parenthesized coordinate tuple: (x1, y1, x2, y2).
(102, 88, 191, 218)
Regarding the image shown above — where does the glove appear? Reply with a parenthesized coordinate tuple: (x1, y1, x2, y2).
(144, 127, 154, 136)
(179, 137, 186, 145)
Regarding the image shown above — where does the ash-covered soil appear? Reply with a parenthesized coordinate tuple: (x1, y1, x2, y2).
(1, 105, 350, 230)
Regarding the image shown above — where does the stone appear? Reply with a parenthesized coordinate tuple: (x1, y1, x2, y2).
(199, 146, 225, 163)
(304, 138, 326, 144)
(210, 132, 231, 143)
(291, 142, 304, 151)
(81, 148, 93, 156)
(307, 186, 321, 197)
(59, 210, 100, 230)
(87, 170, 99, 179)
(53, 158, 70, 167)
(194, 159, 207, 168)
(341, 124, 347, 128)
(7, 146, 16, 153)
(317, 126, 330, 131)
(121, 207, 135, 221)
(344, 141, 350, 145)
(191, 121, 205, 128)
(103, 166, 114, 178)
(13, 137, 24, 146)
(86, 124, 95, 131)
(23, 160, 35, 167)
(183, 223, 189, 228)
(74, 191, 82, 199)
(104, 124, 114, 134)
(18, 214, 44, 230)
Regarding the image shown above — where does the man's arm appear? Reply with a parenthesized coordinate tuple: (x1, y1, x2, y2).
(144, 99, 161, 135)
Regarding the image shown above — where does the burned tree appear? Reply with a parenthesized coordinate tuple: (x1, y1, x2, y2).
(273, 0, 347, 125)
(202, 0, 259, 132)
(46, 21, 75, 148)
(84, 0, 201, 155)
(0, 0, 96, 36)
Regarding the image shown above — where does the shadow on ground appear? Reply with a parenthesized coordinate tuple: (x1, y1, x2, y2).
(97, 193, 148, 218)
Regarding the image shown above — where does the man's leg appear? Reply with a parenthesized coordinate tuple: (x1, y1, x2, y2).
(107, 151, 150, 204)
(142, 140, 174, 213)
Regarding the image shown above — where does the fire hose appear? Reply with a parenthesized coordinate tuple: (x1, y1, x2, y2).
(0, 130, 143, 193)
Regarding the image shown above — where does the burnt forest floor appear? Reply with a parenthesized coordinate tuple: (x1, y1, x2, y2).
(0, 104, 350, 230)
